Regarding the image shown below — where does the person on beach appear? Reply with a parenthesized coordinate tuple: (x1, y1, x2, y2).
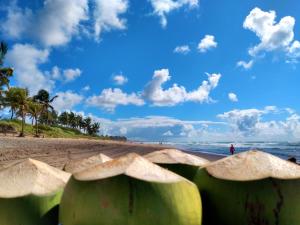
(229, 144, 235, 155)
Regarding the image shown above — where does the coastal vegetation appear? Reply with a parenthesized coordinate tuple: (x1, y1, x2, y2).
(0, 41, 104, 139)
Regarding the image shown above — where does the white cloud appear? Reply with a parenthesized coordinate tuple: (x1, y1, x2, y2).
(149, 0, 198, 28)
(1, 0, 89, 47)
(82, 85, 90, 91)
(113, 74, 128, 85)
(6, 43, 55, 94)
(143, 69, 186, 106)
(86, 88, 145, 112)
(87, 107, 300, 141)
(52, 91, 83, 112)
(36, 0, 89, 47)
(0, 1, 31, 39)
(1, 0, 129, 46)
(228, 93, 238, 102)
(217, 106, 279, 136)
(243, 7, 296, 56)
(93, 0, 129, 41)
(48, 66, 82, 82)
(174, 45, 190, 54)
(143, 69, 221, 106)
(236, 60, 254, 70)
(197, 35, 217, 53)
(287, 40, 300, 63)
(163, 130, 174, 136)
(63, 68, 82, 82)
(90, 115, 225, 141)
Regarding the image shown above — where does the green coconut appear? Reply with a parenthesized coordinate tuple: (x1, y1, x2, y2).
(60, 153, 202, 225)
(193, 150, 300, 225)
(0, 158, 71, 225)
(64, 153, 112, 173)
(145, 149, 210, 180)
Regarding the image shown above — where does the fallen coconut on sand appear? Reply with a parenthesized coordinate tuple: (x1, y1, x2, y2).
(193, 150, 300, 225)
(145, 149, 210, 180)
(0, 158, 70, 225)
(60, 153, 202, 225)
(64, 153, 112, 173)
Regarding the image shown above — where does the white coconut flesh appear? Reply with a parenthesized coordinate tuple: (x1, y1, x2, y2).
(64, 153, 112, 173)
(145, 149, 210, 167)
(0, 159, 71, 198)
(74, 153, 188, 183)
(204, 150, 300, 181)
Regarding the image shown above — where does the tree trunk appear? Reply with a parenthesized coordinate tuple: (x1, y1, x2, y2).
(19, 107, 25, 137)
(35, 116, 39, 137)
(10, 109, 14, 120)
(20, 113, 25, 137)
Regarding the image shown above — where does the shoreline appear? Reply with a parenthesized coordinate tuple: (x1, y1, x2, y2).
(0, 136, 223, 169)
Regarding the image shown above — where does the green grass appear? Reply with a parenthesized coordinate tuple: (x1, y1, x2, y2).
(0, 119, 99, 139)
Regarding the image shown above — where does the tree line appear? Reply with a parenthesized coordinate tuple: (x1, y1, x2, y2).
(0, 41, 100, 137)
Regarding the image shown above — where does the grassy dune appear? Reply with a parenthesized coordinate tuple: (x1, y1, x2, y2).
(0, 119, 97, 139)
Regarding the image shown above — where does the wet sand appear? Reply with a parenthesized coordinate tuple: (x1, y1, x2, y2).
(0, 137, 222, 169)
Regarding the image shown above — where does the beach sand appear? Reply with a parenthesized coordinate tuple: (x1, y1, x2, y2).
(0, 137, 222, 170)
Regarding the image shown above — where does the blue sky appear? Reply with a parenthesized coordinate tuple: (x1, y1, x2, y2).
(1, 0, 300, 142)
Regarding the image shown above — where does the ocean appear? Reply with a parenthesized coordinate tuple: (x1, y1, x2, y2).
(163, 142, 300, 161)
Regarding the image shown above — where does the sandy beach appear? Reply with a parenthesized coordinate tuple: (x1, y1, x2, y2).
(0, 137, 222, 169)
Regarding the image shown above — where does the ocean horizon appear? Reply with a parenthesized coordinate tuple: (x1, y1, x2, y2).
(138, 141, 300, 161)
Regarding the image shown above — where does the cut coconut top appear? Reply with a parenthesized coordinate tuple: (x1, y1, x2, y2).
(204, 150, 300, 181)
(145, 149, 210, 167)
(74, 153, 187, 183)
(64, 153, 112, 173)
(0, 159, 71, 198)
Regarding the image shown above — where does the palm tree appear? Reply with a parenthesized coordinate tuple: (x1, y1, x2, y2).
(33, 89, 58, 125)
(77, 114, 84, 130)
(83, 117, 92, 134)
(58, 111, 69, 127)
(28, 100, 43, 137)
(14, 88, 29, 137)
(0, 42, 13, 92)
(87, 122, 100, 135)
(68, 112, 77, 128)
(4, 87, 19, 119)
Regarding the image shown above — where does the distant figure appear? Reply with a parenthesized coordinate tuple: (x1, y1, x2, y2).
(288, 157, 297, 164)
(230, 144, 235, 155)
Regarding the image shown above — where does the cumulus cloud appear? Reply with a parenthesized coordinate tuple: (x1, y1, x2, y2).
(82, 85, 90, 91)
(92, 0, 129, 41)
(287, 40, 300, 63)
(87, 107, 300, 141)
(86, 88, 145, 112)
(113, 74, 128, 85)
(63, 69, 82, 82)
(163, 130, 174, 136)
(90, 115, 225, 141)
(6, 43, 55, 94)
(236, 60, 254, 70)
(1, 0, 129, 46)
(143, 69, 221, 106)
(149, 0, 198, 28)
(197, 35, 217, 53)
(49, 67, 82, 82)
(0, 0, 31, 39)
(52, 91, 84, 112)
(174, 45, 190, 54)
(228, 93, 238, 102)
(243, 7, 299, 60)
(1, 0, 89, 47)
(217, 106, 279, 136)
(6, 43, 83, 94)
